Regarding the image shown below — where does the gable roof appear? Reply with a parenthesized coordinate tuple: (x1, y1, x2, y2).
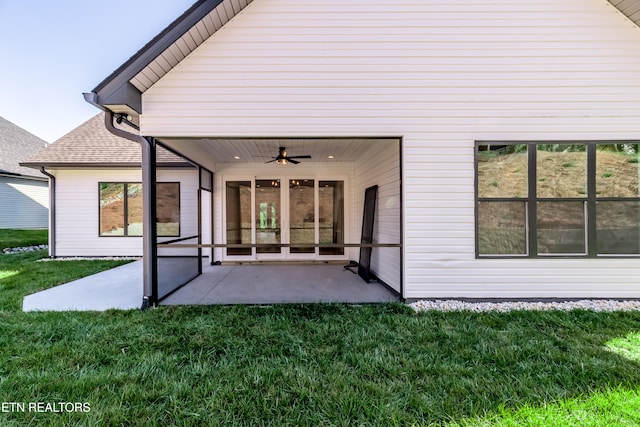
(21, 113, 191, 168)
(0, 116, 48, 179)
(85, 0, 640, 120)
(85, 0, 253, 119)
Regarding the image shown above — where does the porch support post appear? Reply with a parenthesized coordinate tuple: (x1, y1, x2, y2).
(102, 110, 158, 309)
(141, 136, 158, 308)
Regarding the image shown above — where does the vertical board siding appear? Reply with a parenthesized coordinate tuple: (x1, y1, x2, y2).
(0, 176, 48, 229)
(54, 169, 200, 257)
(142, 0, 640, 298)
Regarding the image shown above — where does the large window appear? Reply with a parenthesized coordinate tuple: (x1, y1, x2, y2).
(476, 142, 640, 257)
(99, 182, 180, 237)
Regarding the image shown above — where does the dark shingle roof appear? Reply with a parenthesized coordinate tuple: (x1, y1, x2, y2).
(0, 116, 48, 178)
(22, 113, 189, 168)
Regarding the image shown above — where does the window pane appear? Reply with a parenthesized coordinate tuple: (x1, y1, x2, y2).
(477, 202, 527, 255)
(126, 184, 143, 236)
(99, 183, 125, 236)
(596, 144, 640, 197)
(477, 144, 528, 198)
(289, 179, 315, 254)
(597, 201, 640, 254)
(537, 201, 586, 254)
(255, 180, 281, 254)
(319, 181, 345, 256)
(226, 181, 252, 255)
(537, 144, 587, 198)
(157, 183, 180, 237)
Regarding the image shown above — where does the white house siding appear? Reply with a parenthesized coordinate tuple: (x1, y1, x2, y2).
(53, 169, 203, 257)
(354, 141, 402, 293)
(0, 176, 48, 229)
(140, 0, 640, 298)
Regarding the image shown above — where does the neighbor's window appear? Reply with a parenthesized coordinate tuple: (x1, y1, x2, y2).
(476, 142, 640, 257)
(99, 182, 180, 237)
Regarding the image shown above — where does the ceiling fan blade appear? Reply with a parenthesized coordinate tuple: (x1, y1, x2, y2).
(288, 159, 300, 164)
(287, 155, 312, 159)
(265, 159, 277, 163)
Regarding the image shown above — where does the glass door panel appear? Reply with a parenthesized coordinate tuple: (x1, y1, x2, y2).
(319, 181, 344, 255)
(289, 179, 315, 254)
(225, 181, 252, 256)
(255, 180, 281, 254)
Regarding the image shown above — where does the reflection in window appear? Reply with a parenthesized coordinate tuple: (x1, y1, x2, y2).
(597, 201, 640, 254)
(290, 179, 315, 254)
(537, 201, 586, 255)
(596, 144, 640, 198)
(99, 183, 125, 236)
(476, 142, 640, 257)
(477, 144, 528, 198)
(127, 183, 143, 236)
(537, 144, 587, 198)
(319, 181, 344, 255)
(100, 182, 180, 237)
(156, 183, 180, 237)
(255, 180, 281, 254)
(477, 202, 527, 255)
(226, 181, 252, 255)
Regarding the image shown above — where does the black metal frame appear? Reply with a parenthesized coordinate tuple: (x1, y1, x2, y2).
(148, 137, 403, 304)
(149, 141, 215, 305)
(475, 140, 640, 259)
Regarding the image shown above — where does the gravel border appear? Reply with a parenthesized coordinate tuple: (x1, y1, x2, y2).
(2, 245, 48, 254)
(409, 299, 640, 312)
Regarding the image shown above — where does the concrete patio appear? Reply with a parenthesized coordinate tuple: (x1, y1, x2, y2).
(23, 260, 143, 312)
(22, 261, 398, 311)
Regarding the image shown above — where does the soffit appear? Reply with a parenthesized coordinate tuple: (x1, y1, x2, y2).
(609, 0, 640, 27)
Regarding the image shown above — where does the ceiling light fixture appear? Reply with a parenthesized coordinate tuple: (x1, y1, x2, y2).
(234, 156, 240, 160)
(328, 155, 335, 159)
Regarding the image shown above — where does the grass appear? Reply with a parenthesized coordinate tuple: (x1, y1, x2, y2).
(1, 239, 640, 425)
(0, 229, 48, 251)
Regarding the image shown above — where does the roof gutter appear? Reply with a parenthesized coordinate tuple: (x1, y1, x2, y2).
(39, 167, 56, 258)
(102, 109, 158, 310)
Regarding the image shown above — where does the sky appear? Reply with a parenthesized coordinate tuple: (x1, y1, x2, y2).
(0, 1, 196, 143)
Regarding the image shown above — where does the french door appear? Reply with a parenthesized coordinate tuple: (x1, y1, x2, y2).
(225, 177, 345, 260)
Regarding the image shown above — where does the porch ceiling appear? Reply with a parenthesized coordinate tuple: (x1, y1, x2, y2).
(158, 137, 398, 164)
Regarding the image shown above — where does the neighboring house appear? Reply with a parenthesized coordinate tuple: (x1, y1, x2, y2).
(0, 116, 49, 229)
(22, 113, 209, 259)
(63, 0, 640, 304)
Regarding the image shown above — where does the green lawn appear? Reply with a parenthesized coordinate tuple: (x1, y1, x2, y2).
(1, 250, 640, 425)
(0, 229, 48, 251)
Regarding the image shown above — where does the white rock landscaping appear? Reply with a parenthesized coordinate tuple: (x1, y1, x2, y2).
(409, 299, 640, 313)
(2, 245, 48, 254)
